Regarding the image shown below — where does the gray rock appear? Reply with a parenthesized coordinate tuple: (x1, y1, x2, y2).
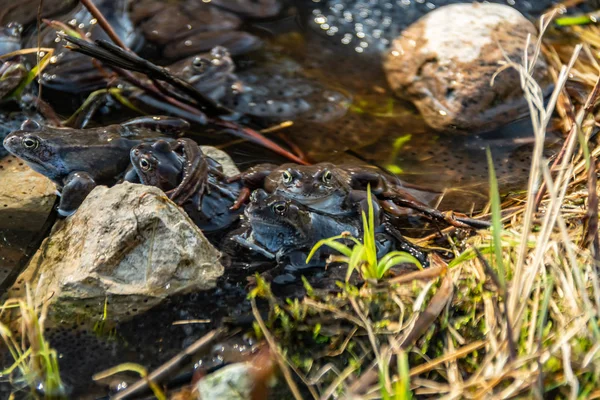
(201, 145, 240, 177)
(9, 182, 223, 323)
(0, 155, 56, 231)
(383, 3, 549, 133)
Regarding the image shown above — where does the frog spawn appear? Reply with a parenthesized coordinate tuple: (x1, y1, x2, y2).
(219, 60, 351, 122)
(307, 0, 558, 54)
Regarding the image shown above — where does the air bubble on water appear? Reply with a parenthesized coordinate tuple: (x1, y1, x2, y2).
(68, 19, 77, 26)
(184, 40, 193, 46)
(89, 18, 97, 25)
(78, 23, 85, 29)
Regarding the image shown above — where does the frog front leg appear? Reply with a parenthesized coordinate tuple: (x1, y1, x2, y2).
(228, 163, 279, 210)
(57, 171, 97, 217)
(231, 232, 276, 260)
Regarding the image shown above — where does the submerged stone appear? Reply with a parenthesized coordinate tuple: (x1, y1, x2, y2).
(383, 3, 549, 133)
(8, 182, 223, 323)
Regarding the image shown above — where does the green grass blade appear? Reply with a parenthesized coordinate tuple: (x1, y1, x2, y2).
(377, 252, 423, 279)
(396, 350, 412, 400)
(306, 235, 353, 263)
(486, 148, 506, 289)
(347, 245, 366, 281)
(555, 14, 597, 27)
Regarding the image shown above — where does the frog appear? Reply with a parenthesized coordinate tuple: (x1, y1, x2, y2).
(229, 189, 427, 268)
(2, 115, 188, 216)
(129, 137, 243, 233)
(231, 162, 490, 229)
(128, 0, 282, 61)
(166, 46, 241, 103)
(230, 189, 362, 264)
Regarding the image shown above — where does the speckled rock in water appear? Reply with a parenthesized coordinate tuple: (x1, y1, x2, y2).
(8, 182, 223, 323)
(383, 3, 549, 133)
(0, 155, 56, 231)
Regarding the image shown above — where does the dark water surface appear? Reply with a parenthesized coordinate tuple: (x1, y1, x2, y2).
(0, 0, 567, 397)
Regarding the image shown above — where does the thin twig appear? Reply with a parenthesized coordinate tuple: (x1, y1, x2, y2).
(79, 0, 130, 51)
(111, 328, 227, 400)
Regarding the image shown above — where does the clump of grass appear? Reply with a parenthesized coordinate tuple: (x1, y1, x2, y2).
(248, 6, 600, 400)
(306, 185, 422, 282)
(0, 285, 66, 399)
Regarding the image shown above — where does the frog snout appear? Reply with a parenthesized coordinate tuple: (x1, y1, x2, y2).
(2, 134, 18, 152)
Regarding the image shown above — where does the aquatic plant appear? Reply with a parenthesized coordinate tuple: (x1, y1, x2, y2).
(305, 185, 423, 282)
(0, 285, 66, 399)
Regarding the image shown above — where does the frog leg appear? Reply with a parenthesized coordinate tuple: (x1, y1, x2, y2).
(123, 165, 140, 183)
(121, 116, 190, 137)
(167, 138, 208, 206)
(228, 163, 279, 210)
(379, 189, 490, 229)
(382, 222, 429, 266)
(348, 189, 383, 226)
(231, 234, 276, 259)
(57, 171, 97, 217)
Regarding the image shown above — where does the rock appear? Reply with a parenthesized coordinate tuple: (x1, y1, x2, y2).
(0, 155, 56, 231)
(9, 182, 223, 323)
(196, 359, 275, 400)
(201, 145, 240, 177)
(383, 3, 548, 133)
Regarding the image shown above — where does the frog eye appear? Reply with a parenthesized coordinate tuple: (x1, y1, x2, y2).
(192, 57, 207, 72)
(22, 137, 38, 149)
(282, 170, 293, 184)
(272, 202, 287, 214)
(322, 170, 333, 184)
(139, 157, 152, 171)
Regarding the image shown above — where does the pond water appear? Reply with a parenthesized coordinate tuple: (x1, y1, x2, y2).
(0, 0, 569, 397)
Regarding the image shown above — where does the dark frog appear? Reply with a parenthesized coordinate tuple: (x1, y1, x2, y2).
(3, 116, 188, 215)
(231, 189, 361, 264)
(129, 138, 242, 233)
